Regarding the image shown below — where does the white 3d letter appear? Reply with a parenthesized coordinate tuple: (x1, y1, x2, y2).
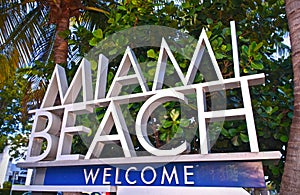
(26, 111, 61, 162)
(56, 105, 92, 161)
(41, 58, 93, 107)
(85, 101, 136, 159)
(136, 89, 189, 156)
(106, 47, 149, 97)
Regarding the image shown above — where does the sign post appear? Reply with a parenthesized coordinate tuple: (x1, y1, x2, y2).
(13, 23, 281, 194)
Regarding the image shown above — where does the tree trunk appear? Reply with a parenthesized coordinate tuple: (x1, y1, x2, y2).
(54, 11, 70, 65)
(47, 0, 82, 65)
(280, 0, 300, 194)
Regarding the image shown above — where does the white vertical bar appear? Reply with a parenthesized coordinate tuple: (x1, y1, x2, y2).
(240, 79, 259, 152)
(230, 21, 240, 78)
(25, 169, 33, 186)
(196, 86, 209, 154)
(95, 54, 109, 100)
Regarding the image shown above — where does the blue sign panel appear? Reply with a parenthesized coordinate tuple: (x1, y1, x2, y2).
(44, 161, 265, 188)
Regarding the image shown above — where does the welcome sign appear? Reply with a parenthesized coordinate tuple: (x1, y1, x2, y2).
(43, 161, 264, 187)
(15, 22, 280, 192)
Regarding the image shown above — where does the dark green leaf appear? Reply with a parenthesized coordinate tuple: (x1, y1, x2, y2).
(251, 62, 264, 70)
(221, 128, 230, 137)
(206, 18, 213, 24)
(240, 133, 249, 143)
(229, 128, 237, 136)
(279, 135, 288, 143)
(162, 120, 173, 128)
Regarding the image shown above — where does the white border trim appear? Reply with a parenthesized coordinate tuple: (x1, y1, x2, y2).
(12, 185, 116, 192)
(18, 151, 281, 168)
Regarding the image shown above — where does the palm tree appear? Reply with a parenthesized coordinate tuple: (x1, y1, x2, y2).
(280, 0, 300, 194)
(0, 1, 109, 158)
(0, 0, 109, 83)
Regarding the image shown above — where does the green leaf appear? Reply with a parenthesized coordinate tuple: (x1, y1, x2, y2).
(265, 106, 273, 115)
(221, 128, 230, 137)
(147, 68, 156, 77)
(147, 61, 156, 67)
(176, 127, 183, 135)
(116, 13, 122, 22)
(194, 73, 204, 83)
(179, 62, 187, 68)
(180, 119, 190, 127)
(250, 41, 257, 53)
(279, 135, 288, 143)
(68, 40, 76, 45)
(172, 124, 178, 133)
(272, 167, 280, 176)
(107, 71, 114, 82)
(242, 45, 248, 54)
(215, 53, 226, 59)
(206, 31, 212, 38)
(108, 18, 114, 24)
(90, 60, 97, 71)
(117, 5, 127, 11)
(254, 53, 263, 60)
(221, 45, 227, 51)
(258, 130, 264, 136)
(251, 62, 264, 70)
(160, 132, 167, 141)
(288, 112, 293, 119)
(228, 128, 237, 136)
(254, 42, 264, 52)
(217, 37, 223, 47)
(147, 49, 156, 59)
(89, 37, 98, 46)
(162, 120, 173, 128)
(93, 29, 103, 39)
(206, 18, 213, 24)
(240, 133, 249, 143)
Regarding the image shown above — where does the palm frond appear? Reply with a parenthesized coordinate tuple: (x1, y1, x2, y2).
(0, 1, 54, 69)
(79, 0, 110, 31)
(66, 0, 110, 68)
